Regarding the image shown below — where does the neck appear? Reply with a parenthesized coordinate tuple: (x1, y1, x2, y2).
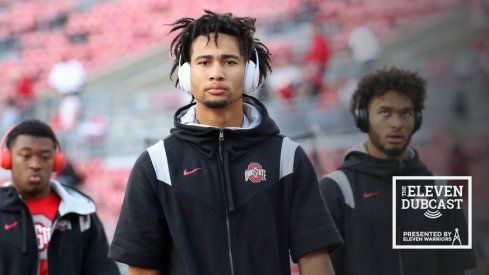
(16, 186, 52, 200)
(195, 101, 244, 128)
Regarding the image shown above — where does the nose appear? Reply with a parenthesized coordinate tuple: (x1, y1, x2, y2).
(389, 113, 404, 129)
(209, 63, 224, 81)
(29, 156, 42, 170)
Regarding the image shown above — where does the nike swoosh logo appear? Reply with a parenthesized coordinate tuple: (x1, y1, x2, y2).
(183, 168, 202, 176)
(4, 221, 18, 230)
(363, 191, 379, 199)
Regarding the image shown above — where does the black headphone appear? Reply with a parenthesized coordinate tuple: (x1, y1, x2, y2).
(354, 96, 422, 133)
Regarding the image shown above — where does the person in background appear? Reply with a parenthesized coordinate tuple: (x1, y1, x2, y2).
(1, 96, 21, 134)
(299, 20, 331, 96)
(347, 25, 381, 77)
(319, 67, 476, 275)
(0, 119, 120, 275)
(56, 158, 84, 188)
(10, 67, 37, 119)
(109, 10, 342, 275)
(48, 52, 86, 132)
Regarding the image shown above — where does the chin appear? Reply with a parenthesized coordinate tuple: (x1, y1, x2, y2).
(203, 99, 229, 109)
(384, 145, 408, 158)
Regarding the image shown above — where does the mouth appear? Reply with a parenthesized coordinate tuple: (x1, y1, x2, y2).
(386, 133, 405, 145)
(29, 175, 42, 183)
(205, 86, 228, 95)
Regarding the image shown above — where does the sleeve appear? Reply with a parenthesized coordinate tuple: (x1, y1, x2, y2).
(318, 176, 345, 235)
(289, 146, 343, 263)
(82, 214, 121, 275)
(108, 151, 170, 269)
(318, 175, 347, 274)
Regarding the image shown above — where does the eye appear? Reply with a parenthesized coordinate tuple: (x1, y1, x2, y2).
(41, 153, 53, 161)
(402, 110, 413, 118)
(197, 60, 209, 66)
(225, 60, 238, 65)
(379, 110, 389, 116)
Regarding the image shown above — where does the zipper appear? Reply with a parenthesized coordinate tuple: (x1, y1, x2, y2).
(399, 159, 405, 173)
(218, 128, 235, 275)
(219, 129, 224, 161)
(398, 249, 404, 275)
(23, 202, 41, 275)
(47, 216, 60, 274)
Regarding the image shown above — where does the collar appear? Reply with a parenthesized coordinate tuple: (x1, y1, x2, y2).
(179, 102, 262, 129)
(51, 180, 96, 216)
(3, 180, 96, 215)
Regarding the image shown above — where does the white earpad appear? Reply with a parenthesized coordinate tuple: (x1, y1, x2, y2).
(178, 62, 191, 93)
(243, 50, 260, 93)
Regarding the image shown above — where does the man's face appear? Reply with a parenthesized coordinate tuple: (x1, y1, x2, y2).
(367, 90, 416, 160)
(190, 33, 246, 109)
(10, 135, 55, 199)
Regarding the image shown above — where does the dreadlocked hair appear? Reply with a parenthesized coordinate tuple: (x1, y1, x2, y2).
(168, 10, 271, 88)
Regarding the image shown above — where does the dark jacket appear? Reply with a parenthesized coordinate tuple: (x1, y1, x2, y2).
(109, 95, 342, 275)
(0, 180, 120, 275)
(319, 143, 476, 275)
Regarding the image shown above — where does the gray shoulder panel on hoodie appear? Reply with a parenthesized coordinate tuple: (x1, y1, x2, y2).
(322, 170, 355, 209)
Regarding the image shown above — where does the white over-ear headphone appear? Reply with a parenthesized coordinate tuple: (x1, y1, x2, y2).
(177, 49, 260, 94)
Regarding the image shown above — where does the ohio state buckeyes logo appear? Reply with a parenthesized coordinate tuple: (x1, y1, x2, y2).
(244, 162, 267, 183)
(32, 215, 52, 259)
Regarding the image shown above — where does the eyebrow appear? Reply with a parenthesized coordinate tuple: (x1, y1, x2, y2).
(194, 54, 241, 60)
(378, 106, 414, 111)
(18, 147, 54, 153)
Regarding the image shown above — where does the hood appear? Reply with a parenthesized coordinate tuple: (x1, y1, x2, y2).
(340, 143, 432, 182)
(170, 95, 280, 161)
(0, 180, 95, 254)
(0, 183, 24, 211)
(0, 180, 95, 215)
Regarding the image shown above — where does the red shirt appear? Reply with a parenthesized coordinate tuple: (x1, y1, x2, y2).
(304, 32, 331, 67)
(25, 192, 61, 275)
(15, 76, 35, 99)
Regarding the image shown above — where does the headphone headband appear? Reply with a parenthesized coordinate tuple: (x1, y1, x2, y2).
(0, 127, 13, 150)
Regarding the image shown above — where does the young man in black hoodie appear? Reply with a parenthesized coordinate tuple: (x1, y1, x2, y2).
(0, 119, 120, 275)
(319, 67, 476, 274)
(109, 10, 342, 275)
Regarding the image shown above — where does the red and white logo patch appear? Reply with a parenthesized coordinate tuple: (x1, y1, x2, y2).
(244, 162, 267, 183)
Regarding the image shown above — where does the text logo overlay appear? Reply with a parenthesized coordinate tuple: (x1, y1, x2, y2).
(392, 176, 472, 249)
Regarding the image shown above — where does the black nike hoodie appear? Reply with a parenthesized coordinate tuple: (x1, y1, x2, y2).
(319, 144, 476, 275)
(0, 181, 119, 275)
(110, 95, 343, 275)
